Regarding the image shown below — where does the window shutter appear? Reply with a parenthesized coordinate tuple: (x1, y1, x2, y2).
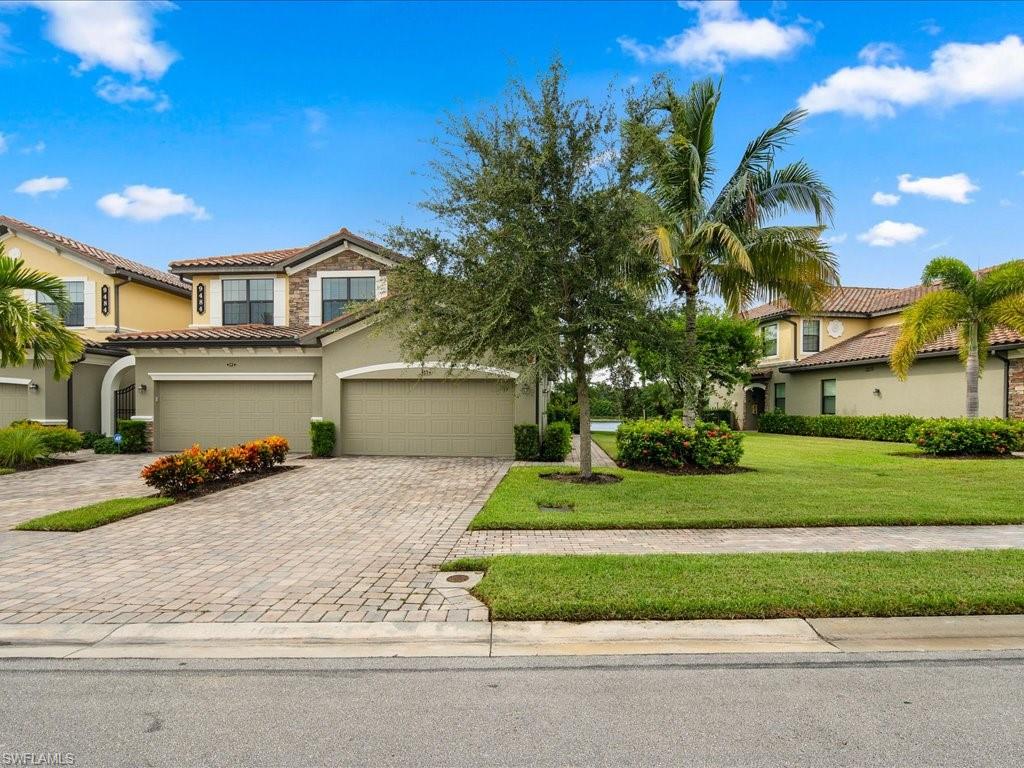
(273, 277, 287, 326)
(83, 281, 96, 327)
(209, 280, 222, 326)
(308, 277, 322, 326)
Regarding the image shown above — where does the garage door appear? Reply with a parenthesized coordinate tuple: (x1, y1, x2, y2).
(156, 380, 312, 452)
(341, 379, 514, 457)
(0, 383, 29, 427)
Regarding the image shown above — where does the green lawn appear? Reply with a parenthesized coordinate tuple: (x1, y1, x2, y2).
(473, 432, 1024, 529)
(445, 550, 1024, 621)
(15, 497, 175, 532)
(0, 468, 12, 476)
(591, 431, 617, 459)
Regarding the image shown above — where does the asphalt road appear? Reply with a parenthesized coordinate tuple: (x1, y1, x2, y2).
(2, 652, 1022, 767)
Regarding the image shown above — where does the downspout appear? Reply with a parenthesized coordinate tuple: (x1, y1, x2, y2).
(995, 351, 1011, 419)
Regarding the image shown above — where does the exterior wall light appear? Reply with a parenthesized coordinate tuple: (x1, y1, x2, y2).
(872, 388, 882, 397)
(28, 381, 39, 391)
(138, 383, 148, 393)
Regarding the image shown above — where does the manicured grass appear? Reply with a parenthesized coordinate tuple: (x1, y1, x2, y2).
(471, 432, 1024, 529)
(15, 497, 175, 532)
(0, 468, 12, 476)
(444, 550, 1024, 621)
(591, 431, 617, 459)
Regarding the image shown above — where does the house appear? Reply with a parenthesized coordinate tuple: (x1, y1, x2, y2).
(0, 215, 193, 433)
(107, 226, 544, 456)
(731, 274, 1024, 429)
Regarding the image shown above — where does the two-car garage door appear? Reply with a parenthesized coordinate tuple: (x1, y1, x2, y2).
(156, 380, 312, 452)
(341, 379, 514, 457)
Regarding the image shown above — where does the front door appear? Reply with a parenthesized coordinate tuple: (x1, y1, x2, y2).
(743, 386, 766, 431)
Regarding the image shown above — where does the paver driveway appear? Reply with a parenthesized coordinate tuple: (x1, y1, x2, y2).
(0, 456, 509, 625)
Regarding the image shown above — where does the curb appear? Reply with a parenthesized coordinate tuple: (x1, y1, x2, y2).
(3, 615, 1024, 659)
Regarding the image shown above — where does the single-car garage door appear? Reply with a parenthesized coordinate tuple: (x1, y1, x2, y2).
(0, 383, 29, 426)
(156, 380, 312, 452)
(341, 379, 514, 457)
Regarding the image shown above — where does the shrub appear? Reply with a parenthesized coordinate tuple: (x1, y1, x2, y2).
(8, 422, 83, 453)
(141, 435, 289, 496)
(617, 418, 743, 470)
(539, 421, 573, 462)
(310, 420, 336, 457)
(115, 419, 149, 452)
(0, 426, 49, 468)
(92, 437, 120, 454)
(758, 412, 923, 443)
(514, 423, 540, 460)
(81, 431, 103, 449)
(907, 418, 1024, 456)
(701, 408, 735, 429)
(546, 402, 580, 434)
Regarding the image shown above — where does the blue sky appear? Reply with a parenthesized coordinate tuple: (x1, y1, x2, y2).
(2, 0, 1024, 289)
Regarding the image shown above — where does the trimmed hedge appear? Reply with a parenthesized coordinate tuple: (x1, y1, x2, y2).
(9, 421, 83, 453)
(309, 420, 336, 457)
(908, 418, 1024, 456)
(617, 418, 743, 469)
(141, 435, 289, 496)
(514, 424, 540, 460)
(758, 412, 923, 443)
(539, 421, 572, 462)
(116, 419, 149, 452)
(546, 403, 580, 434)
(93, 437, 119, 454)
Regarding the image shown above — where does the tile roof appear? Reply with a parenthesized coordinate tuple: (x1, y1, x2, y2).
(743, 287, 906, 320)
(0, 214, 191, 294)
(781, 324, 1024, 371)
(108, 324, 304, 345)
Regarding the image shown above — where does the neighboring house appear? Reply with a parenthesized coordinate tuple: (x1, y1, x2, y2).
(108, 226, 544, 456)
(0, 215, 193, 433)
(728, 272, 1024, 429)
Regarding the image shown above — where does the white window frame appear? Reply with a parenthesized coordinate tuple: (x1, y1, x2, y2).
(761, 323, 779, 359)
(309, 270, 379, 326)
(800, 318, 821, 355)
(208, 275, 286, 327)
(31, 276, 94, 329)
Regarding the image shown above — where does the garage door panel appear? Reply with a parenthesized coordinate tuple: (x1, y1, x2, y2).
(342, 379, 514, 457)
(157, 381, 312, 452)
(0, 383, 29, 426)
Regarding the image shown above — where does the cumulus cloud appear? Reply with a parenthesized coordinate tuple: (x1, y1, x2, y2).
(921, 19, 942, 37)
(825, 232, 848, 244)
(857, 220, 927, 247)
(96, 185, 209, 222)
(871, 191, 901, 206)
(20, 140, 46, 154)
(618, 0, 812, 72)
(859, 42, 902, 66)
(897, 173, 979, 203)
(15, 176, 69, 196)
(95, 75, 170, 112)
(799, 35, 1024, 118)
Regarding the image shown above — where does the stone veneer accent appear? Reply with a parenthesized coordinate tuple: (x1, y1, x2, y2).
(1009, 358, 1024, 420)
(288, 249, 388, 328)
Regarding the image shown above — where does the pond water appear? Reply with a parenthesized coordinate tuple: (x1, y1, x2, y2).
(591, 420, 621, 432)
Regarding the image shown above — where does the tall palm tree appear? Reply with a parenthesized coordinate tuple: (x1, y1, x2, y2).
(891, 257, 1024, 418)
(0, 245, 84, 379)
(626, 79, 840, 421)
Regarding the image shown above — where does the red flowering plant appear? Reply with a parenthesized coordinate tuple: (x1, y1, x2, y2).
(616, 418, 744, 470)
(141, 445, 208, 496)
(141, 436, 290, 496)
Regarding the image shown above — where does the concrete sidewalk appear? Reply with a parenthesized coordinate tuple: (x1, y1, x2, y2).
(3, 615, 1024, 658)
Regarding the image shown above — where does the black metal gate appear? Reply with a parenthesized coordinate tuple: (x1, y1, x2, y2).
(114, 384, 135, 425)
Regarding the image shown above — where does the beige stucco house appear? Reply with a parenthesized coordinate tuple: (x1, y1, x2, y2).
(0, 215, 192, 433)
(730, 275, 1024, 429)
(108, 226, 544, 456)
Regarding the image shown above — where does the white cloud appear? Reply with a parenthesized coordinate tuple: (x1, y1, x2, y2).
(1000, 198, 1015, 208)
(0, 133, 7, 155)
(96, 185, 209, 222)
(825, 232, 847, 244)
(857, 220, 927, 247)
(95, 75, 170, 112)
(20, 140, 46, 154)
(859, 42, 902, 66)
(871, 191, 901, 206)
(618, 0, 812, 72)
(897, 173, 978, 203)
(921, 20, 942, 37)
(15, 175, 69, 196)
(799, 35, 1024, 118)
(25, 0, 178, 80)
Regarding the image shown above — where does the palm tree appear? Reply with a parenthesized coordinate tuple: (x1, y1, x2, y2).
(626, 79, 840, 422)
(891, 257, 1024, 418)
(0, 244, 84, 379)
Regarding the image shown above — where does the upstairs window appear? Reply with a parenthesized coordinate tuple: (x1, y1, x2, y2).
(821, 379, 837, 415)
(774, 382, 786, 413)
(36, 280, 85, 327)
(802, 319, 821, 353)
(322, 276, 375, 323)
(761, 323, 778, 357)
(222, 278, 274, 325)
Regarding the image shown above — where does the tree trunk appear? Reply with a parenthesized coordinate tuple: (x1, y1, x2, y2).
(966, 322, 980, 419)
(681, 287, 699, 426)
(575, 357, 592, 479)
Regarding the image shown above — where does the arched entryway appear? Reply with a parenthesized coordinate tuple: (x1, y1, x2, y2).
(742, 383, 766, 431)
(100, 355, 136, 435)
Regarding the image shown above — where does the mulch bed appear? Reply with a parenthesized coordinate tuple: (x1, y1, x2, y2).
(618, 463, 755, 476)
(5, 458, 81, 474)
(540, 472, 623, 485)
(166, 465, 299, 501)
